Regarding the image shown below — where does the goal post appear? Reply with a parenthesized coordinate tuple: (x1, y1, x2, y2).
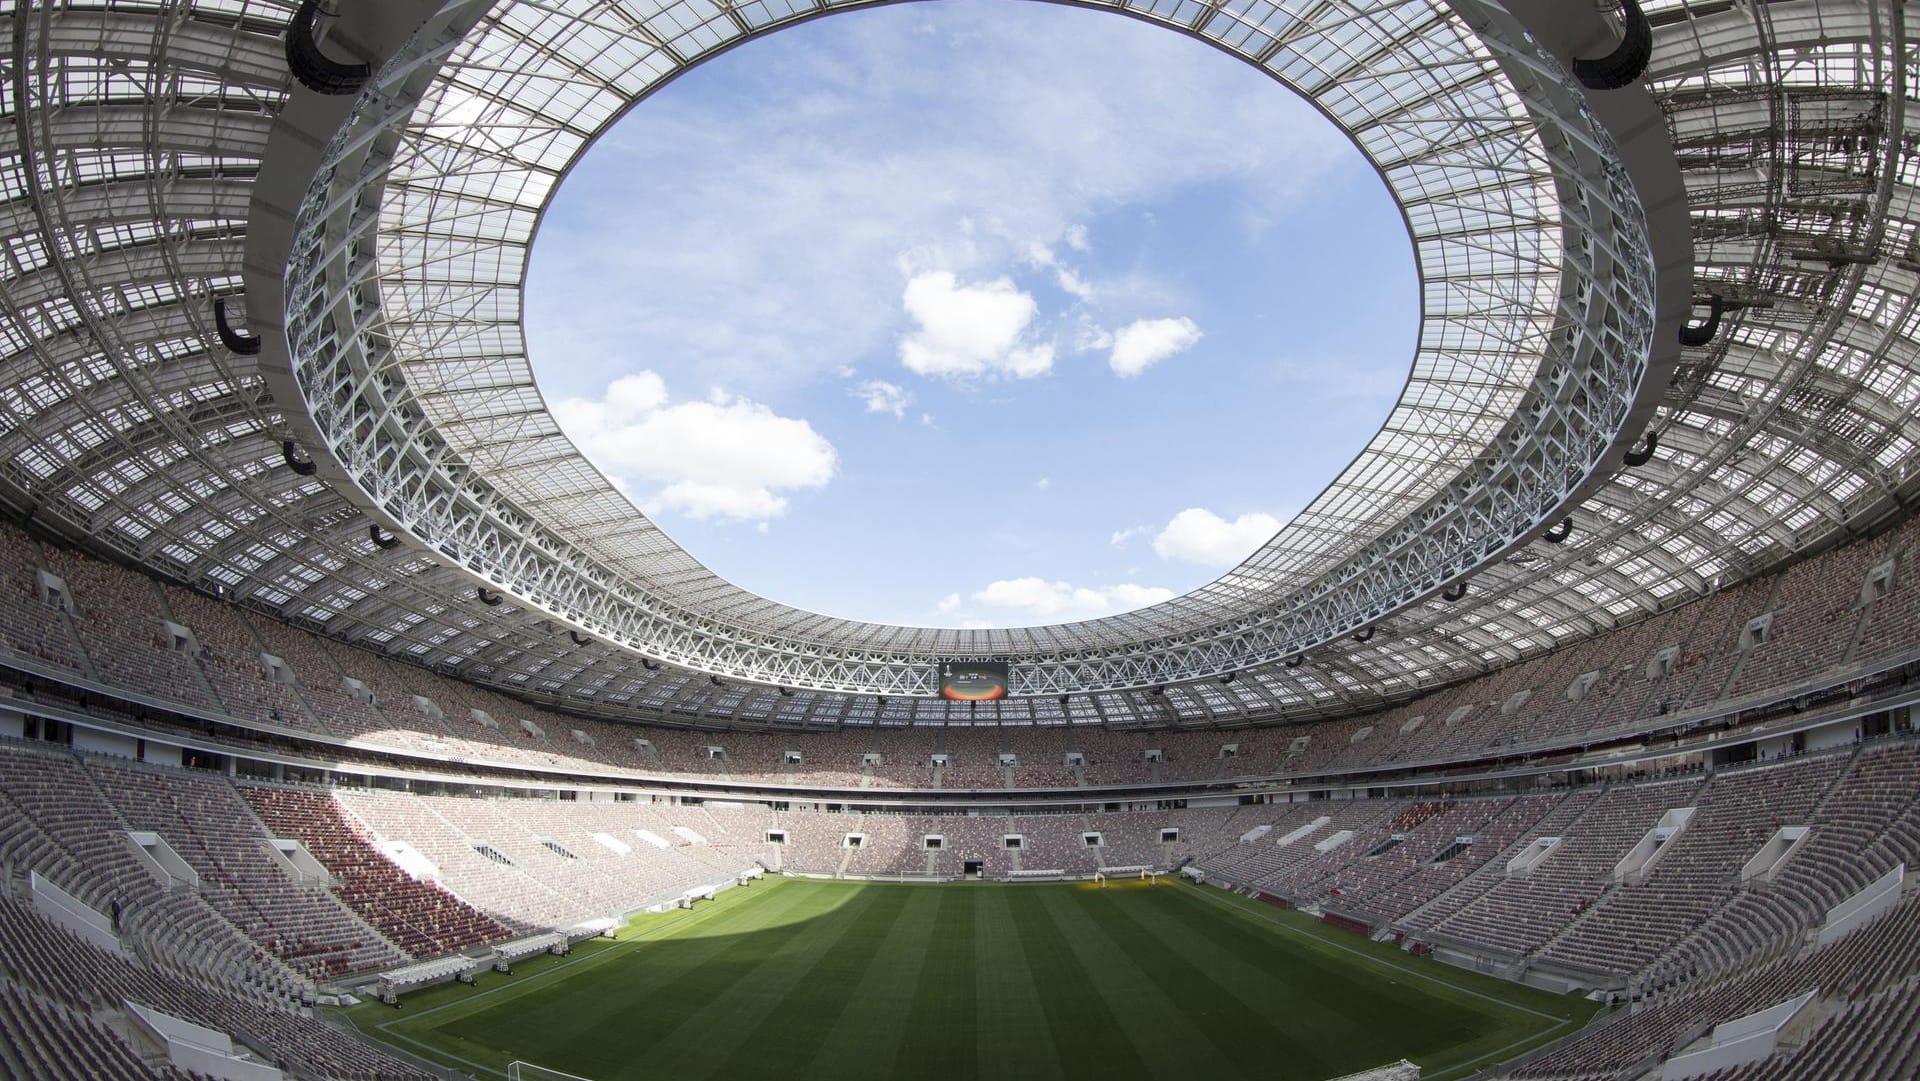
(1091, 869, 1163, 888)
(508, 1061, 600, 1081)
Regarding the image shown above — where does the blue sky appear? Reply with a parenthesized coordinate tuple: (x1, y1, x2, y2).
(524, 0, 1417, 628)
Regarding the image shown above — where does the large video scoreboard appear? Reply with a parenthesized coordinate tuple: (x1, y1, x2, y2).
(939, 660, 1010, 702)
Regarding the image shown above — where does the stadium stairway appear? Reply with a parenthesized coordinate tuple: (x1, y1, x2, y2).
(150, 584, 230, 710)
(1394, 788, 1605, 936)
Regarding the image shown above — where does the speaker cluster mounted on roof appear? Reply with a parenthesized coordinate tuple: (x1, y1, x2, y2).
(281, 442, 317, 477)
(1679, 297, 1725, 347)
(1572, 0, 1652, 91)
(213, 296, 261, 356)
(285, 0, 372, 95)
(1623, 431, 1660, 468)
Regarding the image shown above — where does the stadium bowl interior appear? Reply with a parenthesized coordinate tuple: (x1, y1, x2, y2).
(0, 1, 1918, 1080)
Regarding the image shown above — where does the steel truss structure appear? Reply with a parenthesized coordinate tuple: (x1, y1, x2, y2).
(0, 0, 1913, 730)
(283, 0, 1655, 695)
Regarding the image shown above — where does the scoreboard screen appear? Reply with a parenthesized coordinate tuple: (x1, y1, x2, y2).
(940, 661, 1010, 702)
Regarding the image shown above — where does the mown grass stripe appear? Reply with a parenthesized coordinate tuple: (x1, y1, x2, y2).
(1083, 885, 1374, 1078)
(407, 916, 757, 1075)
(646, 882, 892, 1079)
(1077, 886, 1352, 1077)
(894, 884, 980, 1078)
(1003, 885, 1153, 1081)
(1172, 885, 1575, 1020)
(709, 883, 915, 1079)
(1034, 885, 1242, 1080)
(362, 883, 783, 1075)
(1165, 884, 1585, 1077)
(432, 878, 831, 1080)
(798, 883, 944, 1080)
(1142, 885, 1513, 1061)
(382, 880, 771, 1036)
(345, 880, 1595, 1081)
(973, 884, 1063, 1081)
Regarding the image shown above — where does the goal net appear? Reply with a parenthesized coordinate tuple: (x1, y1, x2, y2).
(1092, 869, 1162, 887)
(508, 1061, 600, 1081)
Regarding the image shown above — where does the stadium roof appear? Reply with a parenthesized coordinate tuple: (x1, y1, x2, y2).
(0, 0, 1914, 729)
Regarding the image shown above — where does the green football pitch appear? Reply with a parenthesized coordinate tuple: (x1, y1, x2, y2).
(346, 877, 1595, 1081)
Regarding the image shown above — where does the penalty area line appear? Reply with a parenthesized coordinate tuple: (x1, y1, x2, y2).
(371, 1025, 510, 1080)
(1419, 1015, 1582, 1081)
(1180, 884, 1568, 1024)
(1182, 885, 1587, 1079)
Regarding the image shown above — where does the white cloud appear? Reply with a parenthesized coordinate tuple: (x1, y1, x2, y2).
(553, 372, 837, 523)
(1036, 477, 1051, 491)
(898, 271, 1054, 379)
(551, 370, 668, 433)
(968, 577, 1176, 621)
(1054, 266, 1094, 301)
(525, 7, 1359, 405)
(935, 592, 963, 614)
(1026, 242, 1095, 301)
(854, 379, 913, 417)
(1109, 316, 1203, 378)
(1071, 316, 1114, 354)
(1152, 508, 1281, 565)
(1109, 524, 1151, 546)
